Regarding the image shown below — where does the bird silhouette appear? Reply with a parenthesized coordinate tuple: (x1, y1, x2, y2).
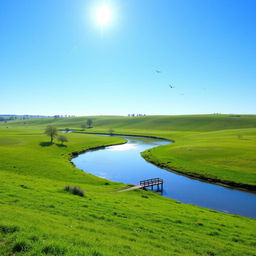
(155, 70, 161, 74)
(169, 84, 175, 89)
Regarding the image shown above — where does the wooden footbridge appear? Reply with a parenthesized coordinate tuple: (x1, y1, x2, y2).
(118, 178, 163, 193)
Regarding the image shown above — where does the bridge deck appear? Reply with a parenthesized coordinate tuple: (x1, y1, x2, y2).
(118, 185, 142, 192)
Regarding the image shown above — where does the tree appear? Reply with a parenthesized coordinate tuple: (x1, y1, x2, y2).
(57, 135, 68, 144)
(87, 119, 93, 128)
(45, 125, 58, 143)
(109, 129, 114, 135)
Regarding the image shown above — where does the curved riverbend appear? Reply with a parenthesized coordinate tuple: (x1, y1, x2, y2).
(72, 134, 256, 218)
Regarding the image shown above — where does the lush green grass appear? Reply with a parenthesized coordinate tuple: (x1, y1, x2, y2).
(142, 128, 256, 189)
(0, 126, 256, 255)
(5, 114, 256, 131)
(1, 114, 256, 187)
(0, 128, 125, 184)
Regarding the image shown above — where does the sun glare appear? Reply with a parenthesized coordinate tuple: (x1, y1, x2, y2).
(94, 3, 114, 28)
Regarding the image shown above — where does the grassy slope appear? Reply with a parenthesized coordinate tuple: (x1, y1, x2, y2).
(6, 114, 256, 188)
(142, 128, 256, 189)
(6, 114, 256, 131)
(0, 126, 256, 256)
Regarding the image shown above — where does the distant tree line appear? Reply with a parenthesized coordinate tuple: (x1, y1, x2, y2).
(0, 115, 50, 122)
(53, 115, 76, 119)
(212, 113, 241, 118)
(128, 114, 146, 117)
(0, 114, 77, 123)
(0, 114, 59, 123)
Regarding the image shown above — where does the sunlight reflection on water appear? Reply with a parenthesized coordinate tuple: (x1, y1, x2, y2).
(107, 144, 139, 151)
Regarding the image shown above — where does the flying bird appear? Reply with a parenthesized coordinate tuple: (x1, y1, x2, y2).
(155, 70, 161, 74)
(169, 84, 175, 89)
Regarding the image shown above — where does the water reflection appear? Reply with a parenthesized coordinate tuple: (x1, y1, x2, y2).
(108, 143, 139, 151)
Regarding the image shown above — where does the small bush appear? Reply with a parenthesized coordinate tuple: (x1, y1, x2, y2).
(64, 185, 84, 197)
(57, 135, 68, 144)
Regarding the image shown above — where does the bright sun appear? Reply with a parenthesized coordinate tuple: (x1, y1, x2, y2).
(94, 3, 114, 28)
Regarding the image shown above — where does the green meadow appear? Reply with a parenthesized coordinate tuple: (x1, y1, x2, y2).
(1, 115, 256, 255)
(6, 114, 256, 188)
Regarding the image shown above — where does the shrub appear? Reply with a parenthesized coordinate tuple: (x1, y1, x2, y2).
(57, 135, 68, 144)
(64, 185, 84, 197)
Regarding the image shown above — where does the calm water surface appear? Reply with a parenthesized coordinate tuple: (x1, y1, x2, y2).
(72, 135, 256, 218)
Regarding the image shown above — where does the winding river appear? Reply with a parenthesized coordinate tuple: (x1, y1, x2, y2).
(72, 134, 256, 218)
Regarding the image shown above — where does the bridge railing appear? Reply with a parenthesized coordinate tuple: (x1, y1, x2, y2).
(140, 178, 163, 187)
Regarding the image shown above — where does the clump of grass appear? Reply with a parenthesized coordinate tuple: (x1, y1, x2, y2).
(20, 184, 29, 189)
(0, 224, 20, 234)
(12, 241, 31, 253)
(208, 231, 219, 236)
(29, 235, 39, 242)
(42, 244, 66, 255)
(64, 185, 85, 197)
(92, 250, 103, 256)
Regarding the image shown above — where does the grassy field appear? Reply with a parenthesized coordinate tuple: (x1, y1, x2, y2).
(5, 114, 255, 188)
(142, 128, 256, 189)
(5, 114, 256, 131)
(1, 116, 256, 255)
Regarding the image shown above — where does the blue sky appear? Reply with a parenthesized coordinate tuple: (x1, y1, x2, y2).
(1, 0, 255, 116)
